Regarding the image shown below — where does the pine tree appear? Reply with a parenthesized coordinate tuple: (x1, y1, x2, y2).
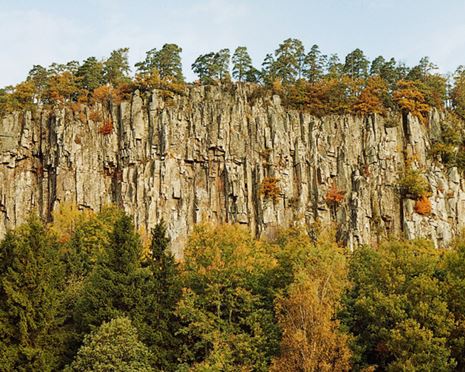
(0, 217, 66, 371)
(274, 38, 305, 84)
(326, 53, 343, 79)
(213, 48, 231, 81)
(27, 64, 49, 102)
(261, 53, 277, 85)
(192, 49, 230, 83)
(192, 52, 216, 83)
(76, 57, 105, 92)
(103, 48, 130, 86)
(343, 48, 369, 79)
(303, 44, 326, 83)
(232, 46, 254, 82)
(135, 44, 184, 82)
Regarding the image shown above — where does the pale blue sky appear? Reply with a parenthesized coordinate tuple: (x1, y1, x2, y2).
(1, 0, 465, 86)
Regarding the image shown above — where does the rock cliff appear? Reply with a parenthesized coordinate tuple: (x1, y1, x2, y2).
(1, 84, 464, 256)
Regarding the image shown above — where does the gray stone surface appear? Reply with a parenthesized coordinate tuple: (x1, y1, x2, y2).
(0, 85, 463, 256)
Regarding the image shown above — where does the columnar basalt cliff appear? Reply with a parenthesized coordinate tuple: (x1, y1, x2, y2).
(1, 85, 464, 256)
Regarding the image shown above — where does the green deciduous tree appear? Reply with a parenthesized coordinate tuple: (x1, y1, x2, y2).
(270, 227, 351, 372)
(341, 240, 455, 371)
(444, 237, 465, 370)
(176, 224, 281, 371)
(67, 317, 152, 372)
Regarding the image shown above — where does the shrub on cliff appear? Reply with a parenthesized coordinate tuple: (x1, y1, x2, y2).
(398, 168, 431, 199)
(259, 177, 281, 202)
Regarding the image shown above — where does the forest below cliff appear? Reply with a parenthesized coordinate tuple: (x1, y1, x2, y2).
(2, 205, 465, 371)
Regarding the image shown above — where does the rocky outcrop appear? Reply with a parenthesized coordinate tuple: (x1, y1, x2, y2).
(1, 85, 464, 256)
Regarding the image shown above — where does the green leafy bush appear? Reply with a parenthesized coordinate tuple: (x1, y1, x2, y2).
(398, 168, 431, 199)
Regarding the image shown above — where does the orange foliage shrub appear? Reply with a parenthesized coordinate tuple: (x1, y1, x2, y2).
(325, 184, 345, 205)
(285, 77, 363, 116)
(46, 72, 78, 103)
(272, 78, 283, 94)
(414, 195, 432, 215)
(89, 110, 102, 123)
(98, 119, 113, 135)
(114, 82, 135, 104)
(78, 111, 86, 123)
(92, 85, 114, 104)
(11, 80, 35, 109)
(69, 102, 81, 113)
(353, 76, 388, 115)
(259, 177, 281, 202)
(393, 80, 430, 124)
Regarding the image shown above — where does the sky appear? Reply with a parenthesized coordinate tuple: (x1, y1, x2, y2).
(1, 0, 465, 87)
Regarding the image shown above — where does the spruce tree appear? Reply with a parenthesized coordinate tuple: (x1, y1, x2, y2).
(145, 220, 181, 370)
(74, 215, 179, 370)
(0, 217, 66, 371)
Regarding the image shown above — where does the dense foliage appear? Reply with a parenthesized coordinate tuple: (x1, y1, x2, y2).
(1, 40, 464, 125)
(2, 207, 465, 370)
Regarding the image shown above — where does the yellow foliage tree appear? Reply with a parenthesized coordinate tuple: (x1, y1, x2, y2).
(393, 80, 430, 124)
(270, 226, 351, 372)
(353, 76, 388, 115)
(49, 202, 93, 244)
(46, 72, 78, 103)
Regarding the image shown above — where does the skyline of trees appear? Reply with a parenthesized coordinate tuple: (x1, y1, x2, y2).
(1, 38, 465, 123)
(1, 38, 462, 89)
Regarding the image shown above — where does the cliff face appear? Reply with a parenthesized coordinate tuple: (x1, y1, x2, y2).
(1, 85, 464, 255)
